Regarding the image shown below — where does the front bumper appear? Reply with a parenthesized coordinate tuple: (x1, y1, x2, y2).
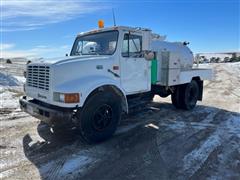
(19, 96, 74, 126)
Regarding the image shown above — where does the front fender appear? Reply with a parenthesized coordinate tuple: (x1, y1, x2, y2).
(54, 75, 127, 108)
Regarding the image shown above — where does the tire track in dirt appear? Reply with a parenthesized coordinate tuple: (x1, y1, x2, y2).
(154, 104, 239, 179)
(180, 113, 240, 178)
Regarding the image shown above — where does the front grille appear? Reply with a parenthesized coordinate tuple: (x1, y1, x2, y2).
(27, 65, 50, 90)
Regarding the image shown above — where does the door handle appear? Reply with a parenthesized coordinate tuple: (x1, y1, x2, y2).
(108, 69, 120, 78)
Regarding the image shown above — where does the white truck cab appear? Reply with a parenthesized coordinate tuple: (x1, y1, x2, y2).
(20, 24, 212, 143)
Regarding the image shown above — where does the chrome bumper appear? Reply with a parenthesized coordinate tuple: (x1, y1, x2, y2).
(19, 96, 74, 126)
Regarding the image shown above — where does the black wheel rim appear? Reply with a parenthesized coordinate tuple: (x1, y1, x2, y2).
(92, 104, 113, 131)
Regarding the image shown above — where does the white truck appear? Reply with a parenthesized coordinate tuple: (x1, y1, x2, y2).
(20, 24, 212, 143)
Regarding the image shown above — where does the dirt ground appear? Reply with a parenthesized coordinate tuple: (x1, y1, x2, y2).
(0, 62, 240, 180)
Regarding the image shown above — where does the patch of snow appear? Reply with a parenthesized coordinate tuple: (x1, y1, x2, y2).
(156, 106, 240, 177)
(202, 63, 240, 112)
(0, 72, 23, 86)
(0, 88, 21, 109)
(39, 145, 107, 179)
(60, 155, 93, 175)
(0, 73, 24, 109)
(223, 62, 240, 77)
(13, 75, 25, 85)
(182, 132, 221, 175)
(39, 154, 97, 179)
(182, 113, 240, 176)
(162, 108, 220, 132)
(0, 155, 28, 176)
(0, 168, 15, 179)
(207, 116, 240, 178)
(225, 114, 240, 138)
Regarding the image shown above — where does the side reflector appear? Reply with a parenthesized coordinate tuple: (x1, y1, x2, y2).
(64, 93, 80, 103)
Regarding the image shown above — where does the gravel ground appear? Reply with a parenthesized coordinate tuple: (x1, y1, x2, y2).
(0, 61, 240, 180)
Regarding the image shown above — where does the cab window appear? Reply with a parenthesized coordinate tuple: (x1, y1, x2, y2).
(122, 34, 142, 57)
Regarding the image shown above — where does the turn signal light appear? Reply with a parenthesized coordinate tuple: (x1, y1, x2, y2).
(64, 93, 80, 103)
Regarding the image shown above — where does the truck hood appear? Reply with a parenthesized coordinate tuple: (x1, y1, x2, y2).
(36, 55, 110, 65)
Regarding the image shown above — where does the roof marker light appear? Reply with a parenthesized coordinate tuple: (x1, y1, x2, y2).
(98, 20, 104, 28)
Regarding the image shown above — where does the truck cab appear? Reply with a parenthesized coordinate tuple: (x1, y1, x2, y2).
(70, 26, 152, 95)
(20, 25, 212, 143)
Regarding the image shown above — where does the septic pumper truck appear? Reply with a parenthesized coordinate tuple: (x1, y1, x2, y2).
(20, 24, 212, 143)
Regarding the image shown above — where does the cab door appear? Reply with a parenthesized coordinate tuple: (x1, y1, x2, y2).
(120, 32, 151, 94)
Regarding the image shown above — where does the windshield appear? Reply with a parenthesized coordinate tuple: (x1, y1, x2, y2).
(71, 30, 119, 56)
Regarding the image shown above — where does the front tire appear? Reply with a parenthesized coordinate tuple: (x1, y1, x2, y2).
(77, 91, 122, 143)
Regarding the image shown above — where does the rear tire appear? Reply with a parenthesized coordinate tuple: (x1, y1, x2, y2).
(77, 91, 122, 143)
(171, 85, 183, 109)
(171, 80, 199, 110)
(183, 80, 199, 110)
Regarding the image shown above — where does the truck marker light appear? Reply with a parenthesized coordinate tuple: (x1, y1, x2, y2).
(98, 20, 104, 28)
(64, 93, 80, 103)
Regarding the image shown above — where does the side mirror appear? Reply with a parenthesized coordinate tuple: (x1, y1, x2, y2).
(144, 51, 155, 61)
(65, 53, 68, 56)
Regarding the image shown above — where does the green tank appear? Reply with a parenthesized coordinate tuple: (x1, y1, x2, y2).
(151, 59, 157, 84)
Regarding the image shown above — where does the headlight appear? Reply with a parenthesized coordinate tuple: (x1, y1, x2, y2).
(54, 92, 80, 103)
(59, 93, 65, 102)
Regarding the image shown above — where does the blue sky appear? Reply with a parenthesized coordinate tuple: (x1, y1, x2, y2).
(1, 0, 239, 58)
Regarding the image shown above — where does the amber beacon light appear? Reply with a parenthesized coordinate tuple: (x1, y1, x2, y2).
(98, 20, 104, 28)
